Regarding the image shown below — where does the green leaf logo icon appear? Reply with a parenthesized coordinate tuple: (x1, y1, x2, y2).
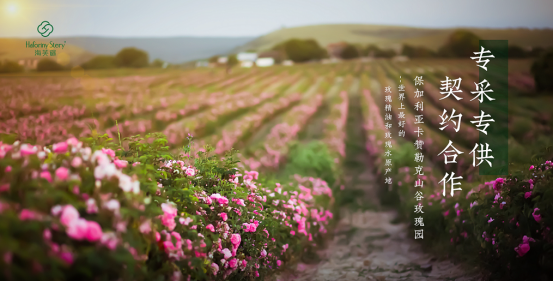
(37, 21, 54, 37)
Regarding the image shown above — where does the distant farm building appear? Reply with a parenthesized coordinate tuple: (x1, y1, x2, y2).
(256, 58, 274, 67)
(238, 52, 258, 68)
(195, 61, 210, 68)
(237, 52, 257, 62)
(282, 60, 294, 66)
(217, 57, 228, 64)
(258, 50, 284, 63)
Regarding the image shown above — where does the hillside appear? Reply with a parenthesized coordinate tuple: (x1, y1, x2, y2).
(0, 36, 254, 65)
(233, 24, 553, 52)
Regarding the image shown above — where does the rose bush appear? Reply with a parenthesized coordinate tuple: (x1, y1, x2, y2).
(0, 132, 334, 280)
(384, 159, 553, 280)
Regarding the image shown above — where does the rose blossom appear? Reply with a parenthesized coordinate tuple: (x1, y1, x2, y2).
(60, 205, 79, 227)
(230, 233, 241, 246)
(229, 258, 238, 269)
(53, 142, 68, 153)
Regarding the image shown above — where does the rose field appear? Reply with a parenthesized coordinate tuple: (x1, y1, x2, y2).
(1, 58, 553, 281)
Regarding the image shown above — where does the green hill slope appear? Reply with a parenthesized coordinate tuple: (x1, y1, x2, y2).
(234, 24, 553, 52)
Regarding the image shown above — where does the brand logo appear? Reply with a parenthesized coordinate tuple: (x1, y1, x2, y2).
(37, 21, 54, 37)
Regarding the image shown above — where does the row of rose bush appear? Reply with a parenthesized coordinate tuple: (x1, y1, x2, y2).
(162, 76, 299, 146)
(0, 132, 334, 280)
(321, 89, 349, 164)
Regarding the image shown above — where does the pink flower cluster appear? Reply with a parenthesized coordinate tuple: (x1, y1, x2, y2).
(52, 205, 103, 242)
(515, 235, 535, 257)
(160, 203, 178, 231)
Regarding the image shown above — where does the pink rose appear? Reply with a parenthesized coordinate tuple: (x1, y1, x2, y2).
(219, 212, 228, 221)
(524, 192, 532, 199)
(66, 218, 89, 240)
(19, 209, 38, 221)
(221, 248, 232, 259)
(66, 137, 80, 146)
(230, 233, 241, 246)
(86, 198, 98, 214)
(206, 224, 215, 232)
(101, 148, 115, 158)
(260, 249, 267, 257)
(211, 263, 219, 275)
(493, 178, 505, 191)
(40, 170, 53, 183)
(114, 159, 128, 168)
(277, 260, 282, 267)
(60, 205, 79, 227)
(515, 243, 530, 257)
(101, 232, 118, 250)
(529, 165, 534, 170)
(20, 144, 38, 156)
(185, 167, 196, 177)
(179, 217, 193, 225)
(139, 220, 151, 234)
(248, 223, 257, 232)
(229, 258, 238, 269)
(242, 223, 251, 232)
(53, 142, 68, 153)
(59, 251, 74, 265)
(55, 167, 69, 181)
(71, 157, 82, 168)
(533, 208, 542, 223)
(84, 221, 103, 242)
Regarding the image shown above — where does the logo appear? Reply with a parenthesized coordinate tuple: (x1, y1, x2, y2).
(37, 21, 54, 37)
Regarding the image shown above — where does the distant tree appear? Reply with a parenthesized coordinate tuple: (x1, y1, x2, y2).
(37, 59, 64, 72)
(364, 45, 396, 58)
(340, 44, 360, 60)
(529, 46, 545, 57)
(226, 54, 238, 74)
(376, 48, 397, 58)
(151, 59, 165, 68)
(438, 30, 481, 57)
(365, 45, 381, 57)
(531, 48, 553, 92)
(81, 55, 117, 69)
(401, 44, 436, 58)
(114, 47, 149, 68)
(208, 56, 219, 64)
(273, 39, 327, 63)
(0, 60, 24, 73)
(508, 45, 527, 58)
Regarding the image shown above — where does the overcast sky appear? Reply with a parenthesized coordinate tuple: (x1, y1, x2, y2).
(2, 0, 552, 38)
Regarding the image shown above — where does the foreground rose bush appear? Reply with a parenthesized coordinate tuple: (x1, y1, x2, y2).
(0, 137, 154, 280)
(395, 161, 553, 281)
(0, 133, 334, 280)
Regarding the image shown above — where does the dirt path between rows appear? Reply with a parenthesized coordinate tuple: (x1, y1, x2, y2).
(276, 79, 482, 281)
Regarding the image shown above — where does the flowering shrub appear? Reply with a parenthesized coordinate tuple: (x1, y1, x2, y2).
(0, 137, 155, 280)
(0, 133, 334, 280)
(393, 161, 553, 280)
